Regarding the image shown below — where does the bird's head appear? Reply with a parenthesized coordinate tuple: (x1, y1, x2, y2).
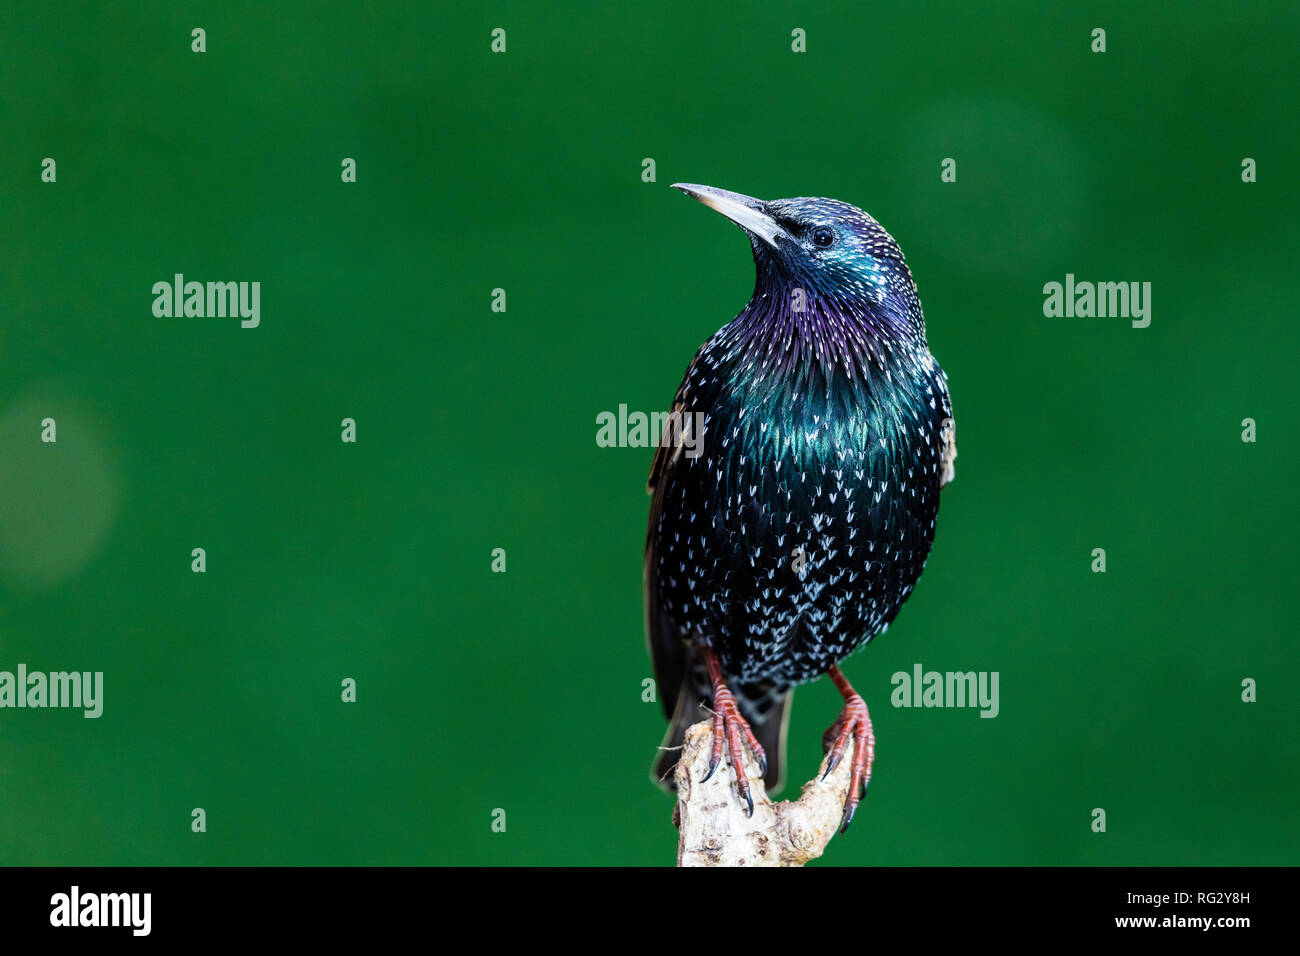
(672, 183, 923, 343)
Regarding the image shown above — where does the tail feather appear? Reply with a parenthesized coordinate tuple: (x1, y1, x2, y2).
(651, 687, 708, 791)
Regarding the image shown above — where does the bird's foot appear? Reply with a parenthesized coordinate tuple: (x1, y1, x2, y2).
(821, 665, 876, 834)
(699, 646, 766, 817)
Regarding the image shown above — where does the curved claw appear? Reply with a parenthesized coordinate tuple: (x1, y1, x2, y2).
(698, 645, 765, 817)
(822, 666, 877, 837)
(821, 750, 843, 781)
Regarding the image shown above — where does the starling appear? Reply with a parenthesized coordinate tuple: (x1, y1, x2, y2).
(646, 184, 956, 832)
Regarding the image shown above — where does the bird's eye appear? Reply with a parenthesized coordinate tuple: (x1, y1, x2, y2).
(811, 226, 835, 248)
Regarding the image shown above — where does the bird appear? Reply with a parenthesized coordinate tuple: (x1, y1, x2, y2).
(646, 184, 956, 833)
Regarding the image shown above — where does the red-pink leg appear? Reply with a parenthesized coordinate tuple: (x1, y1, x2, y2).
(821, 665, 876, 833)
(699, 645, 766, 817)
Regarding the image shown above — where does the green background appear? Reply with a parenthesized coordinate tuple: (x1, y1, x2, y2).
(1, 1, 1296, 866)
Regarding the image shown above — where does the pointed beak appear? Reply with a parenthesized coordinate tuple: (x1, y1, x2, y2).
(671, 183, 787, 249)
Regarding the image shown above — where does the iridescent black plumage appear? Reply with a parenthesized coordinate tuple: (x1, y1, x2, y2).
(647, 185, 955, 802)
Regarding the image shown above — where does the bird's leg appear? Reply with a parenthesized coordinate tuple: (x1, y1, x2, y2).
(821, 665, 876, 834)
(699, 644, 766, 817)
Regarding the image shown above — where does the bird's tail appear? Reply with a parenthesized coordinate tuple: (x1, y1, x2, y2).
(651, 682, 792, 796)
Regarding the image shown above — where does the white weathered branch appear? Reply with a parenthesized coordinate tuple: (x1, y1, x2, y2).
(672, 720, 855, 867)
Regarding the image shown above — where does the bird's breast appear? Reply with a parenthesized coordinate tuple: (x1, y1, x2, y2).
(654, 355, 950, 685)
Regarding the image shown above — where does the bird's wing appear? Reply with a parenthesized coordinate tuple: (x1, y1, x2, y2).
(644, 400, 691, 721)
(940, 414, 957, 488)
(936, 364, 957, 489)
(645, 400, 691, 495)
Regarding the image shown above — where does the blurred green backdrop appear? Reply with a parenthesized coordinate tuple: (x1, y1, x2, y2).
(1, 1, 1296, 866)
